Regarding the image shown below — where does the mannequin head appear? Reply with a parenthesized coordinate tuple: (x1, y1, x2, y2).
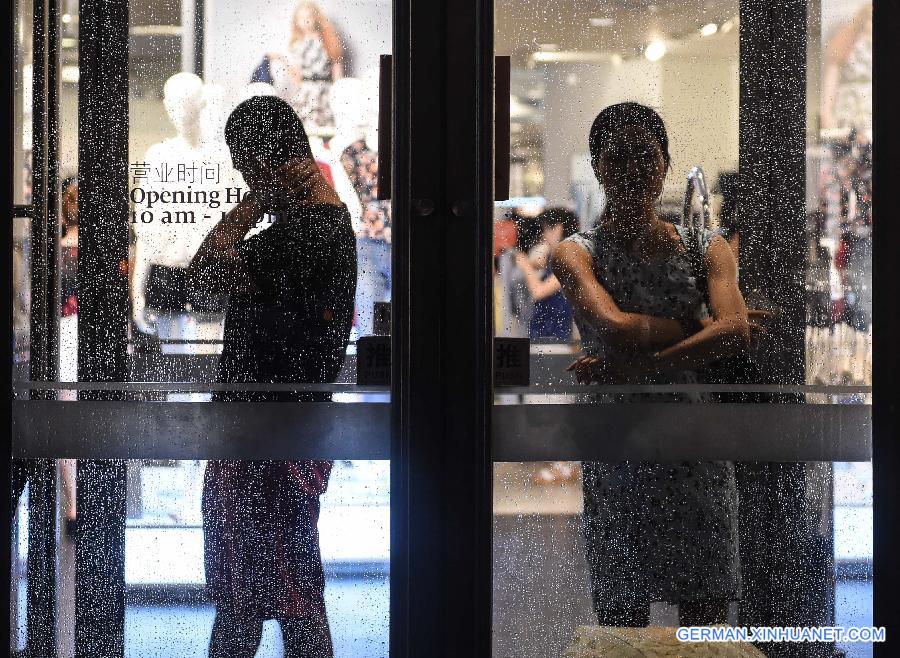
(293, 1, 320, 33)
(330, 77, 368, 135)
(163, 72, 205, 146)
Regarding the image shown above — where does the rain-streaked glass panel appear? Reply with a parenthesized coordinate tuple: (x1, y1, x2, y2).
(492, 0, 873, 656)
(11, 0, 34, 649)
(809, 2, 874, 655)
(12, 0, 392, 655)
(12, 0, 33, 384)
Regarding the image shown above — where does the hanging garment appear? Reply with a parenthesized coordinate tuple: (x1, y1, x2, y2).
(340, 140, 391, 242)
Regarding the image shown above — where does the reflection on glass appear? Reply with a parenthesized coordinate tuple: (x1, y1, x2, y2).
(13, 0, 33, 208)
(493, 0, 748, 647)
(807, 1, 872, 396)
(11, 0, 34, 651)
(126, 0, 389, 654)
(495, 0, 741, 370)
(125, 459, 388, 657)
(13, 0, 34, 382)
(128, 0, 390, 364)
(12, 0, 392, 655)
(9, 460, 389, 656)
(812, 3, 874, 655)
(493, 1, 873, 656)
(494, 0, 872, 401)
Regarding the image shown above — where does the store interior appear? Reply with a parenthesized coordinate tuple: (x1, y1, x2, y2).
(11, 0, 872, 656)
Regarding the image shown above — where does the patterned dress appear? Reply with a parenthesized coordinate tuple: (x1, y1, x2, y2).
(562, 224, 741, 615)
(269, 35, 336, 128)
(203, 203, 356, 620)
(340, 139, 391, 241)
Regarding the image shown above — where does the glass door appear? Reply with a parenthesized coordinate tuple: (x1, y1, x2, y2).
(9, 0, 898, 656)
(10, 0, 500, 654)
(490, 1, 881, 657)
(11, 0, 400, 655)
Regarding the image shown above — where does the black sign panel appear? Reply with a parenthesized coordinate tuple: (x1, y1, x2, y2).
(494, 337, 530, 387)
(356, 335, 392, 385)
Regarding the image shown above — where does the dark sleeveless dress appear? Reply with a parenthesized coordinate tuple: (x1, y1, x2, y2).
(202, 203, 356, 620)
(562, 224, 741, 615)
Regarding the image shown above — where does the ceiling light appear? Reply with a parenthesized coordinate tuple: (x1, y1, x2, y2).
(61, 13, 72, 24)
(529, 51, 622, 65)
(610, 53, 623, 66)
(721, 19, 735, 33)
(590, 17, 615, 27)
(700, 23, 718, 37)
(538, 43, 558, 51)
(644, 39, 667, 62)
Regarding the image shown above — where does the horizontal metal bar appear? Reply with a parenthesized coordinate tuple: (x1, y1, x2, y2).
(126, 340, 572, 351)
(12, 401, 391, 460)
(15, 380, 390, 393)
(13, 401, 870, 462)
(493, 403, 871, 462)
(128, 340, 363, 351)
(15, 380, 870, 396)
(498, 384, 871, 395)
(138, 339, 224, 345)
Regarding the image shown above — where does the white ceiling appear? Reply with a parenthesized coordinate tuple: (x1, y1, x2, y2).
(495, 0, 739, 65)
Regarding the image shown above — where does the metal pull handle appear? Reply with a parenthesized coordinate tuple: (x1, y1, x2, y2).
(377, 54, 392, 201)
(495, 55, 511, 201)
(377, 55, 511, 204)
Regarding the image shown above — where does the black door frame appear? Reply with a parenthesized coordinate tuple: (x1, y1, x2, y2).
(391, 0, 494, 652)
(871, 1, 900, 656)
(4, 1, 900, 657)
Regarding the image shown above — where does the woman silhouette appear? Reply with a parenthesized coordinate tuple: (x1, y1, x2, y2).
(553, 103, 752, 627)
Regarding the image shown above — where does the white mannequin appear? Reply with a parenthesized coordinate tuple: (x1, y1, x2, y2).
(328, 77, 375, 236)
(329, 77, 371, 164)
(131, 73, 234, 358)
(329, 76, 392, 339)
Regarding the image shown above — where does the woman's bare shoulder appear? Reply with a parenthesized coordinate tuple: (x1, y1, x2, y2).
(551, 236, 597, 281)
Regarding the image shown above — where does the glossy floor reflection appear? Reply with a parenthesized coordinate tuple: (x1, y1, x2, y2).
(120, 576, 871, 658)
(124, 576, 389, 658)
(492, 463, 873, 658)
